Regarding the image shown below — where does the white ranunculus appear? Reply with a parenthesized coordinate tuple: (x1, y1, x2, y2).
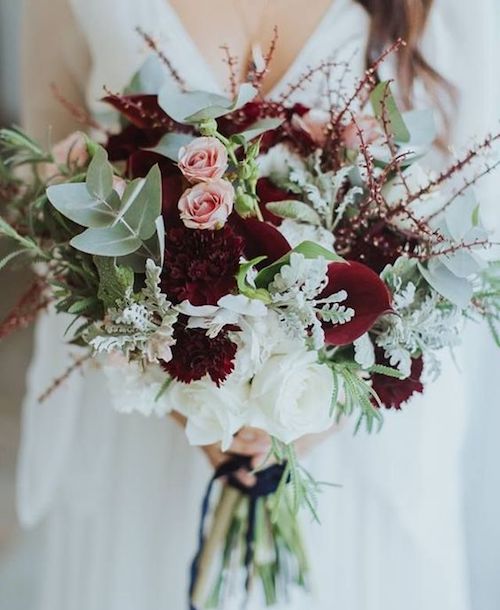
(169, 376, 250, 450)
(249, 349, 334, 443)
(102, 357, 173, 417)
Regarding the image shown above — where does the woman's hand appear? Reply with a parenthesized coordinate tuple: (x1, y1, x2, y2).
(201, 427, 272, 487)
(201, 422, 345, 486)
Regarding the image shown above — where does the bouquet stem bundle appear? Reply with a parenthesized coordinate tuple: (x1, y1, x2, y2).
(191, 459, 309, 609)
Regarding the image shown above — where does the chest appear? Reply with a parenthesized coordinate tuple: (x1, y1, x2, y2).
(166, 0, 336, 95)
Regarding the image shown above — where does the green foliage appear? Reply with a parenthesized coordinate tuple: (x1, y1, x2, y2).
(158, 82, 257, 124)
(418, 259, 473, 309)
(86, 145, 113, 199)
(47, 182, 121, 228)
(371, 81, 411, 143)
(94, 256, 134, 309)
(325, 356, 384, 433)
(148, 132, 195, 161)
(475, 261, 500, 347)
(231, 117, 284, 144)
(265, 199, 322, 225)
(255, 241, 343, 288)
(235, 256, 271, 303)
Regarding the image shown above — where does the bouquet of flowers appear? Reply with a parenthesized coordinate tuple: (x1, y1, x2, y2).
(1, 37, 499, 607)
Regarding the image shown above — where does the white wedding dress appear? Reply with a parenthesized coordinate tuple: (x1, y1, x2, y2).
(18, 1, 500, 609)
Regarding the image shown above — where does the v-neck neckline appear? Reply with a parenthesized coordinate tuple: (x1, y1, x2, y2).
(162, 0, 343, 99)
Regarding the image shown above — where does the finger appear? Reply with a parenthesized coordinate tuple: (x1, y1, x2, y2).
(234, 468, 257, 487)
(229, 429, 271, 456)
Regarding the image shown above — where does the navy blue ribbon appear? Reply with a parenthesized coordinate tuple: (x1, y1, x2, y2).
(189, 455, 286, 609)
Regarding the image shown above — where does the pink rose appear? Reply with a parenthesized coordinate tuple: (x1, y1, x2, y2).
(52, 131, 89, 168)
(178, 179, 234, 230)
(341, 115, 382, 150)
(291, 109, 330, 146)
(40, 131, 90, 182)
(178, 137, 228, 183)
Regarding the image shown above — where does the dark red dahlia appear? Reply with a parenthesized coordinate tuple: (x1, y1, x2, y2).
(161, 225, 244, 306)
(164, 326, 237, 386)
(372, 351, 424, 410)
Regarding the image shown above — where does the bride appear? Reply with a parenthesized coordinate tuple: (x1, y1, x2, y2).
(18, 0, 499, 609)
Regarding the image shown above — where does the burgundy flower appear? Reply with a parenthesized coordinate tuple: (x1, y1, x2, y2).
(321, 261, 392, 345)
(161, 224, 244, 305)
(372, 351, 424, 409)
(106, 124, 161, 163)
(164, 325, 237, 386)
(230, 217, 291, 268)
(103, 93, 172, 130)
(337, 224, 417, 275)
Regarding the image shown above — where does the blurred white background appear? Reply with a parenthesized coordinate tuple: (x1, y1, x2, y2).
(0, 1, 499, 609)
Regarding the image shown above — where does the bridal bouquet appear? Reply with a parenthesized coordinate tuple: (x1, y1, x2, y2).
(1, 38, 499, 607)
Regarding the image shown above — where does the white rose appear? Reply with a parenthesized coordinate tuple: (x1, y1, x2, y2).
(169, 376, 250, 450)
(102, 357, 173, 417)
(249, 349, 334, 443)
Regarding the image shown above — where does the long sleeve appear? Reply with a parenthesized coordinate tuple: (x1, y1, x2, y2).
(21, 0, 91, 141)
(16, 0, 91, 527)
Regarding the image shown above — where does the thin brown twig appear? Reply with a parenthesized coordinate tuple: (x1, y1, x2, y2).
(426, 159, 500, 223)
(251, 25, 279, 92)
(0, 278, 51, 341)
(331, 39, 406, 131)
(136, 27, 187, 91)
(391, 132, 500, 212)
(38, 353, 91, 403)
(50, 84, 103, 132)
(220, 45, 239, 97)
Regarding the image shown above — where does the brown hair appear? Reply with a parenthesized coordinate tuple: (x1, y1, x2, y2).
(357, 0, 454, 110)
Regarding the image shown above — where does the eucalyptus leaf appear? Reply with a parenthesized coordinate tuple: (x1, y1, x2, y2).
(402, 109, 437, 149)
(440, 249, 484, 279)
(47, 182, 120, 228)
(148, 132, 195, 161)
(371, 82, 410, 143)
(47, 182, 119, 228)
(114, 165, 162, 240)
(125, 55, 167, 95)
(235, 117, 284, 143)
(266, 200, 322, 225)
(418, 260, 473, 308)
(158, 82, 257, 124)
(70, 224, 142, 256)
(444, 190, 479, 241)
(86, 145, 113, 200)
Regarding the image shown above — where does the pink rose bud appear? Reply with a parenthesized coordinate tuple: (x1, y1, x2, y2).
(341, 115, 382, 150)
(291, 109, 330, 146)
(52, 131, 89, 168)
(178, 179, 234, 230)
(178, 136, 228, 183)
